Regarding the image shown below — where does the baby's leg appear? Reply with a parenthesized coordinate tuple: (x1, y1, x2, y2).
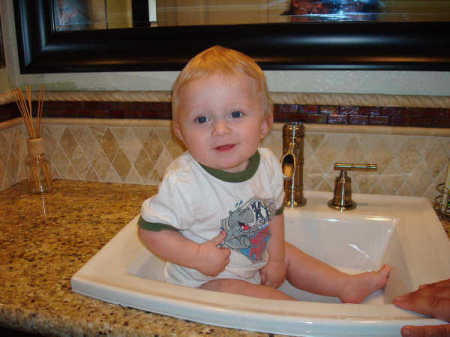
(285, 242, 390, 303)
(200, 278, 294, 300)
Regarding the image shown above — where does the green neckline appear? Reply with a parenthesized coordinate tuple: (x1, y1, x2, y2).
(199, 151, 260, 183)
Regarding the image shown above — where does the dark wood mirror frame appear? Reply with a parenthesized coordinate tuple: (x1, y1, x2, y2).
(14, 0, 450, 73)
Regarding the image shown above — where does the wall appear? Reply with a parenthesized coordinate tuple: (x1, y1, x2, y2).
(0, 2, 10, 93)
(0, 68, 9, 92)
(0, 121, 26, 190)
(1, 116, 449, 201)
(36, 121, 450, 200)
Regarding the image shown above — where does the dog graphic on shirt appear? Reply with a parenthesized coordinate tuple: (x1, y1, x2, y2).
(220, 198, 276, 262)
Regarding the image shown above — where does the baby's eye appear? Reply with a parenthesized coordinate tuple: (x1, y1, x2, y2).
(231, 111, 244, 118)
(195, 116, 209, 124)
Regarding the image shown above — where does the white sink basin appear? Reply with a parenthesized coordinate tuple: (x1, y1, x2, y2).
(279, 209, 396, 304)
(71, 191, 450, 337)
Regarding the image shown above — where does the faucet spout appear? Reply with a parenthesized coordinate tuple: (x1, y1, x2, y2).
(281, 122, 306, 208)
(281, 145, 295, 179)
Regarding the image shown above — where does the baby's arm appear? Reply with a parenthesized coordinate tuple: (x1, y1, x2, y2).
(260, 214, 287, 288)
(138, 227, 231, 277)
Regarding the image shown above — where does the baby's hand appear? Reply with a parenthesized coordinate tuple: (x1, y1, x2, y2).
(260, 259, 286, 289)
(194, 231, 230, 277)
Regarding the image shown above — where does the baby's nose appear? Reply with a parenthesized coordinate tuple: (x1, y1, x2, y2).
(212, 120, 231, 135)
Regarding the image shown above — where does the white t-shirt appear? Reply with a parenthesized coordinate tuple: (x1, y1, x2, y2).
(140, 148, 284, 288)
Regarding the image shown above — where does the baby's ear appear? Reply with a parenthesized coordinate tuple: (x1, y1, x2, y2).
(260, 114, 273, 139)
(172, 120, 185, 143)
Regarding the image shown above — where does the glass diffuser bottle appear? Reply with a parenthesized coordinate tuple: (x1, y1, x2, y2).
(26, 137, 52, 193)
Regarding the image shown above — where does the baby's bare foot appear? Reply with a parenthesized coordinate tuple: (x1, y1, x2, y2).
(340, 265, 391, 304)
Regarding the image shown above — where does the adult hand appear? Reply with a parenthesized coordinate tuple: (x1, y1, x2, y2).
(393, 279, 450, 337)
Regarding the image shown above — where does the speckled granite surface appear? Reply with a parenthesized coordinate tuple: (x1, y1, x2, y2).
(434, 202, 450, 236)
(0, 180, 448, 337)
(437, 214, 450, 237)
(0, 180, 273, 337)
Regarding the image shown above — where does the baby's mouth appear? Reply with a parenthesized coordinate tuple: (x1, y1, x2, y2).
(214, 144, 235, 152)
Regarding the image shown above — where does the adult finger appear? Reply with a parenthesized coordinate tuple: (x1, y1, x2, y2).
(401, 324, 450, 337)
(394, 294, 450, 322)
(419, 279, 450, 290)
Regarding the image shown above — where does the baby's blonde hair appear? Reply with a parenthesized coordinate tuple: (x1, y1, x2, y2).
(171, 45, 272, 120)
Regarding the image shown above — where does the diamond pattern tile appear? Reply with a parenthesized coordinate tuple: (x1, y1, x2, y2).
(60, 128, 78, 160)
(50, 144, 72, 179)
(6, 151, 19, 185)
(0, 122, 448, 202)
(398, 138, 424, 173)
(315, 134, 344, 174)
(343, 136, 367, 163)
(408, 162, 433, 196)
(112, 148, 131, 180)
(305, 133, 325, 153)
(120, 128, 143, 164)
(134, 148, 152, 181)
(91, 152, 112, 181)
(153, 147, 173, 180)
(426, 138, 449, 179)
(0, 132, 9, 160)
(143, 129, 164, 163)
(85, 166, 99, 182)
(101, 129, 119, 163)
(0, 158, 5, 190)
(366, 137, 394, 174)
(70, 145, 91, 180)
(125, 167, 144, 185)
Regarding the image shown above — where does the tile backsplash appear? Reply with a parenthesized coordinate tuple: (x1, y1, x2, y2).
(1, 90, 449, 197)
(0, 123, 25, 190)
(1, 119, 448, 202)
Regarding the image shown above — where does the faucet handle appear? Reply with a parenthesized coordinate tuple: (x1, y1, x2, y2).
(328, 162, 377, 211)
(334, 163, 377, 171)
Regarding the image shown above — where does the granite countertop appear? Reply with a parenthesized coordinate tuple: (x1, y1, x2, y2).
(0, 180, 274, 337)
(0, 180, 449, 337)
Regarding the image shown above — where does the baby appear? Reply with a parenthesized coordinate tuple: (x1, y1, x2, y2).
(138, 45, 390, 302)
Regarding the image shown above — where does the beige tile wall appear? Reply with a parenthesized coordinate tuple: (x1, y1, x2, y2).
(0, 122, 27, 190)
(1, 119, 449, 201)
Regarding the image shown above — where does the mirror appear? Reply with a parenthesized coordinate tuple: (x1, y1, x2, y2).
(53, 0, 450, 31)
(14, 0, 450, 73)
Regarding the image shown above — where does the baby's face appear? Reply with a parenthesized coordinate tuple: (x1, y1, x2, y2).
(173, 73, 272, 173)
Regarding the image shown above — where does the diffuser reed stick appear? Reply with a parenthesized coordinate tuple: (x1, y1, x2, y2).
(36, 86, 44, 137)
(14, 85, 45, 138)
(14, 85, 52, 193)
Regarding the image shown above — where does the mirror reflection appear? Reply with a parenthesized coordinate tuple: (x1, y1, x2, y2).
(53, 0, 450, 32)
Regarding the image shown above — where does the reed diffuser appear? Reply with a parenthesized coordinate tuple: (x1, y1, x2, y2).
(14, 86, 52, 193)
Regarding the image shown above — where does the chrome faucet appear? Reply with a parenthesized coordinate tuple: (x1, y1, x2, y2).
(281, 122, 306, 208)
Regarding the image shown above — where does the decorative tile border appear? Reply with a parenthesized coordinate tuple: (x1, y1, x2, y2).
(1, 90, 449, 196)
(2, 100, 450, 128)
(274, 104, 450, 127)
(0, 103, 19, 123)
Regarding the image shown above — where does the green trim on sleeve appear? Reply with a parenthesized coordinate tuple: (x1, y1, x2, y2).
(275, 204, 284, 215)
(138, 216, 179, 232)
